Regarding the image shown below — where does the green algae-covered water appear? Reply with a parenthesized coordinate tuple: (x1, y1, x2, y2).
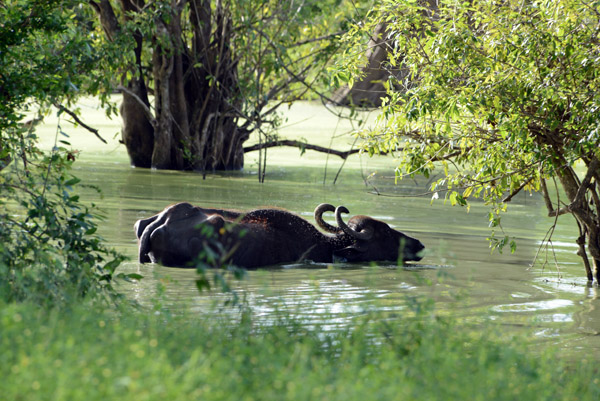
(37, 98, 600, 358)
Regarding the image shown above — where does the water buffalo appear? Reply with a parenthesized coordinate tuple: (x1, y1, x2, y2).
(134, 202, 425, 268)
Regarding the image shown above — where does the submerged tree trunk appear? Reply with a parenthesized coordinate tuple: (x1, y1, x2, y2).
(92, 0, 248, 171)
(539, 133, 600, 281)
(120, 79, 154, 168)
(554, 158, 600, 282)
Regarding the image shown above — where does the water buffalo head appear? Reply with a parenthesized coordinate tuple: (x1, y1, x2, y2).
(315, 204, 425, 263)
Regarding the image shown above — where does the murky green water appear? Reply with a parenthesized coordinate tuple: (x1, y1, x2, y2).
(68, 157, 600, 357)
(39, 99, 600, 358)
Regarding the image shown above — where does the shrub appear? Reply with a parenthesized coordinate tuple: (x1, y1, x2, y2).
(0, 123, 125, 306)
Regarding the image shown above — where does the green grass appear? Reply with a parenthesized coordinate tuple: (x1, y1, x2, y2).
(2, 299, 598, 401)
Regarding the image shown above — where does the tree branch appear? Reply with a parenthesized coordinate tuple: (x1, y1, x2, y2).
(54, 103, 107, 144)
(590, 180, 600, 221)
(563, 157, 600, 229)
(502, 176, 534, 203)
(88, 0, 120, 41)
(576, 229, 594, 282)
(243, 140, 367, 159)
(572, 157, 600, 208)
(289, 31, 345, 48)
(252, 28, 339, 105)
(548, 207, 571, 217)
(540, 178, 556, 215)
(116, 85, 157, 128)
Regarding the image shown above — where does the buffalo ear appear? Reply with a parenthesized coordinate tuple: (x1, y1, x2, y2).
(207, 215, 225, 232)
(208, 214, 225, 224)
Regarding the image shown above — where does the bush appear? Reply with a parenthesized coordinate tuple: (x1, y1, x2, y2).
(0, 1, 126, 306)
(0, 123, 125, 306)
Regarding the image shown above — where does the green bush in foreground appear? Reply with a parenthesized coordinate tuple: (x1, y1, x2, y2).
(1, 300, 598, 401)
(1, 0, 127, 306)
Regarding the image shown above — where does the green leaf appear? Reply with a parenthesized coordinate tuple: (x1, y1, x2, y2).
(116, 273, 144, 282)
(64, 177, 81, 187)
(196, 277, 211, 292)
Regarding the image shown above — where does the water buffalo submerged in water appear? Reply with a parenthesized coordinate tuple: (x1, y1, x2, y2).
(134, 202, 425, 268)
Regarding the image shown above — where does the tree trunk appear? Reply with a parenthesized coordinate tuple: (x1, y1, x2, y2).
(120, 79, 154, 168)
(553, 156, 600, 282)
(331, 23, 399, 108)
(93, 0, 249, 171)
(331, 2, 439, 108)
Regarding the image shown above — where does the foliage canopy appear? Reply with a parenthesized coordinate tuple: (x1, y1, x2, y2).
(336, 0, 600, 280)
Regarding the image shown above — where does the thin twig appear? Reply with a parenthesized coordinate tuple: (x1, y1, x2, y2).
(531, 176, 563, 277)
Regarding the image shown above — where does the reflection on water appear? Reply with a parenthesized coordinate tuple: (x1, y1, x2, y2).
(74, 158, 600, 359)
(491, 299, 575, 313)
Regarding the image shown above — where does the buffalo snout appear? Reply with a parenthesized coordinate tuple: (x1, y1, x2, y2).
(401, 235, 425, 262)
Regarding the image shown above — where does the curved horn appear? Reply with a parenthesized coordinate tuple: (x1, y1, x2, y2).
(314, 203, 341, 233)
(335, 206, 374, 241)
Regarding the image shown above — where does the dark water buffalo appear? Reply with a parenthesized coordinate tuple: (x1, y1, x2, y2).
(134, 202, 425, 268)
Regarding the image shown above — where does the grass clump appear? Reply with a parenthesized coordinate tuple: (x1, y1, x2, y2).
(1, 299, 598, 401)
